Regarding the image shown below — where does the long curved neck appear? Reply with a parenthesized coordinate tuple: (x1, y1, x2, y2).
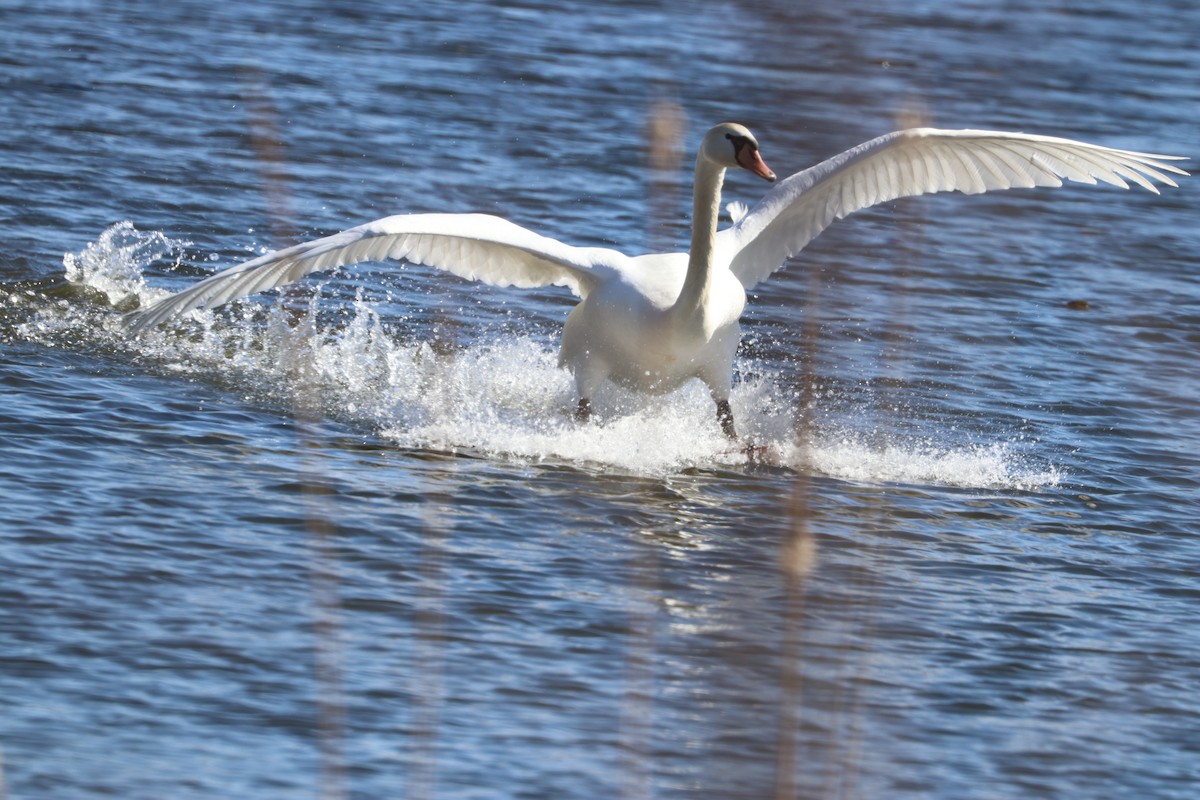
(672, 154, 726, 323)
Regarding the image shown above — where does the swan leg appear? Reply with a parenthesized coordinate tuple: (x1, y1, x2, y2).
(576, 398, 592, 423)
(568, 353, 607, 426)
(716, 399, 737, 439)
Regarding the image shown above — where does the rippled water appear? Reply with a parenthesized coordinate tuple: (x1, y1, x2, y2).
(2, 1, 1198, 797)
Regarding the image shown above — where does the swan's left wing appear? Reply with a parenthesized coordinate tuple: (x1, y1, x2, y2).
(718, 128, 1189, 290)
(126, 213, 626, 333)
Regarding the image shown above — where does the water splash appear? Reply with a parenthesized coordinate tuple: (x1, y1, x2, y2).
(62, 220, 190, 308)
(807, 430, 1062, 491)
(27, 222, 1064, 486)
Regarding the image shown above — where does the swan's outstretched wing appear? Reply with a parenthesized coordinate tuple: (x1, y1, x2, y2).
(718, 128, 1189, 290)
(127, 212, 625, 333)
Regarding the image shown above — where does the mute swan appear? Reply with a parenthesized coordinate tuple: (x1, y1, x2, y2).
(127, 123, 1187, 438)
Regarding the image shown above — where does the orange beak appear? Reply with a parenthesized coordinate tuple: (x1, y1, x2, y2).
(737, 147, 777, 182)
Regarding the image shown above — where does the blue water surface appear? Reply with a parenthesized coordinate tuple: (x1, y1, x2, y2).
(2, 0, 1198, 797)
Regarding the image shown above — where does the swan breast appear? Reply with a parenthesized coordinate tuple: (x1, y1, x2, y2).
(559, 254, 746, 393)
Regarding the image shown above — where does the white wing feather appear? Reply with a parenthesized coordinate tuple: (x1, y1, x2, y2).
(719, 128, 1190, 290)
(127, 212, 624, 332)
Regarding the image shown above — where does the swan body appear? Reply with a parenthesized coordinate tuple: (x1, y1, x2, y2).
(127, 123, 1188, 438)
(560, 251, 745, 396)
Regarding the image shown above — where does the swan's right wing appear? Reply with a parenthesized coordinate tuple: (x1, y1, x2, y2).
(126, 213, 625, 333)
(719, 128, 1189, 290)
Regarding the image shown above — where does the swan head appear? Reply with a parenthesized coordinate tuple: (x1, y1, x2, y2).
(701, 123, 776, 182)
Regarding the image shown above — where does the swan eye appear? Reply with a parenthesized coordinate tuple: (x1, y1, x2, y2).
(725, 133, 755, 158)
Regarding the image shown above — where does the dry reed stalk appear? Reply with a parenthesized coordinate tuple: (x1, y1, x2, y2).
(242, 70, 348, 800)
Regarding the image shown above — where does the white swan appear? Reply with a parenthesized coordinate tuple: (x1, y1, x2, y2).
(127, 123, 1187, 438)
